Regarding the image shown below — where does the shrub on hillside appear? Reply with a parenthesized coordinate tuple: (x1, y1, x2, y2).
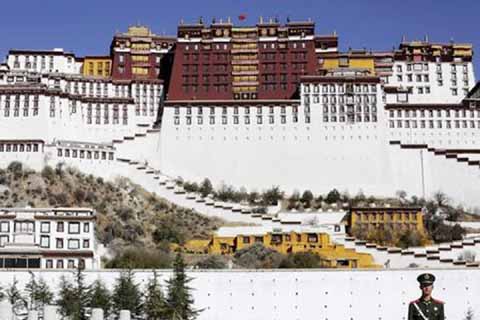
(199, 178, 213, 197)
(195, 255, 228, 269)
(279, 252, 320, 268)
(7, 161, 24, 179)
(432, 223, 465, 242)
(261, 186, 284, 206)
(325, 188, 341, 204)
(233, 243, 284, 269)
(153, 218, 186, 244)
(300, 190, 314, 208)
(105, 247, 172, 269)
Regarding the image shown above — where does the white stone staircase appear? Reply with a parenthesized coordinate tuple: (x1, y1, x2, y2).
(338, 235, 480, 268)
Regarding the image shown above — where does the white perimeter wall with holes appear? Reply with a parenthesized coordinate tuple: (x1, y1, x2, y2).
(0, 269, 478, 320)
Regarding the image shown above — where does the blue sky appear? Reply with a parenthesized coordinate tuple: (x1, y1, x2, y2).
(0, 0, 478, 74)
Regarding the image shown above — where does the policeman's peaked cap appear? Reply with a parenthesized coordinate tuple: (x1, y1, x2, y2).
(417, 273, 435, 285)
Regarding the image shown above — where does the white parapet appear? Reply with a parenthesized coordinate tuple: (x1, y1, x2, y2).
(43, 305, 60, 320)
(91, 308, 104, 320)
(119, 310, 131, 320)
(28, 310, 39, 320)
(0, 301, 13, 320)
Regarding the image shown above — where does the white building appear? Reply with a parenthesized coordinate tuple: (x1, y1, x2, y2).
(6, 48, 82, 74)
(0, 207, 99, 269)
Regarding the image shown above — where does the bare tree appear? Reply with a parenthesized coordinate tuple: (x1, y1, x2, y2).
(396, 190, 407, 203)
(433, 191, 449, 207)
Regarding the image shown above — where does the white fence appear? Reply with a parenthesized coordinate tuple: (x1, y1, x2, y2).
(0, 268, 479, 320)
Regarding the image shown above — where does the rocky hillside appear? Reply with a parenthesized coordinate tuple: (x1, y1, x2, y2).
(0, 162, 222, 251)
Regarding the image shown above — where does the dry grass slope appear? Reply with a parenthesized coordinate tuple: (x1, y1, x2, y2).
(0, 162, 222, 251)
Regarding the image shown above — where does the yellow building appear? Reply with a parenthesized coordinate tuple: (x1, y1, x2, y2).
(82, 56, 112, 77)
(184, 227, 378, 269)
(319, 50, 376, 74)
(348, 207, 424, 234)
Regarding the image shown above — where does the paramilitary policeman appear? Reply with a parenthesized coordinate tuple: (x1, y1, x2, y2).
(408, 273, 445, 320)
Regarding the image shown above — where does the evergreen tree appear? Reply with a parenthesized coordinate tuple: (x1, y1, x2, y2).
(199, 178, 213, 197)
(88, 279, 112, 317)
(166, 253, 200, 320)
(25, 273, 54, 310)
(57, 276, 75, 316)
(6, 277, 27, 316)
(112, 270, 143, 316)
(56, 268, 90, 320)
(143, 271, 168, 319)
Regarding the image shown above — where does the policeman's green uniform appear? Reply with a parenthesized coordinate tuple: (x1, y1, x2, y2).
(408, 273, 445, 320)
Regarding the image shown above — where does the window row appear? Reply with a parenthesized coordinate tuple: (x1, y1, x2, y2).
(396, 74, 430, 83)
(174, 114, 312, 125)
(322, 114, 378, 123)
(174, 106, 301, 116)
(0, 95, 40, 107)
(39, 236, 90, 250)
(389, 119, 480, 129)
(57, 148, 114, 161)
(0, 221, 90, 234)
(389, 109, 480, 118)
(306, 94, 377, 104)
(395, 63, 469, 73)
(1, 105, 39, 117)
(323, 105, 377, 113)
(86, 104, 128, 125)
(303, 83, 377, 94)
(45, 258, 86, 269)
(0, 143, 40, 153)
(135, 105, 156, 117)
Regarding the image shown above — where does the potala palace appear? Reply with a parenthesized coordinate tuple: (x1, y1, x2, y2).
(0, 20, 479, 209)
(0, 17, 480, 320)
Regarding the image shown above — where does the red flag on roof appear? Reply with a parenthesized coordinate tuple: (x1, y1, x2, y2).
(238, 14, 247, 21)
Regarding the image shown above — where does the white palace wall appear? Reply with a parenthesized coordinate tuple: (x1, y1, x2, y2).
(159, 104, 394, 196)
(0, 269, 478, 320)
(159, 104, 480, 208)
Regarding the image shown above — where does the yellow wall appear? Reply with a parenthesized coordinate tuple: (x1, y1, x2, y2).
(349, 58, 375, 72)
(83, 57, 111, 77)
(185, 230, 379, 269)
(321, 56, 375, 74)
(350, 208, 424, 233)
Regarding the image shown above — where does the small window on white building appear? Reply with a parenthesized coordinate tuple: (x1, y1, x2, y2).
(68, 239, 80, 249)
(68, 222, 80, 234)
(40, 236, 50, 248)
(0, 222, 9, 233)
(40, 222, 50, 233)
(0, 235, 9, 246)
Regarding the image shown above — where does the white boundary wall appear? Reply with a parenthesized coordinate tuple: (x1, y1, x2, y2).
(0, 269, 478, 320)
